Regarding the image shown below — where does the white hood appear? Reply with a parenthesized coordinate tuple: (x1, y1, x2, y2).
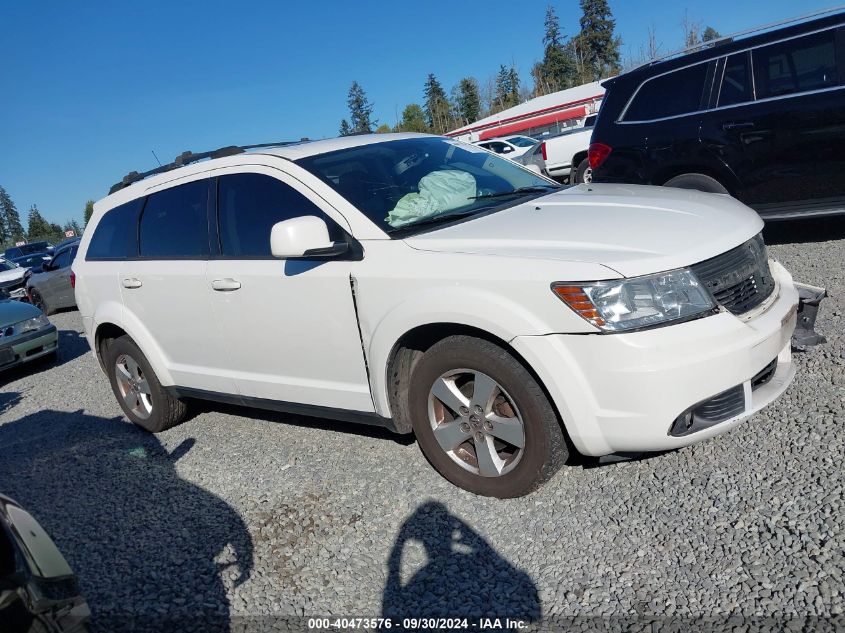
(0, 266, 25, 284)
(405, 183, 764, 278)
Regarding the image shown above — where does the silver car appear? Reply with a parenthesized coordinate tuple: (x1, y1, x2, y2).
(27, 239, 80, 315)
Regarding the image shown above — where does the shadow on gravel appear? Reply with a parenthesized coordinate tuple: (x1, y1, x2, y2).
(762, 215, 845, 245)
(382, 501, 541, 622)
(187, 399, 416, 446)
(0, 409, 253, 632)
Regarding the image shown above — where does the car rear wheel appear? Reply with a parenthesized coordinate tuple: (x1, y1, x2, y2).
(104, 335, 187, 433)
(664, 173, 728, 194)
(28, 289, 52, 315)
(408, 335, 568, 498)
(574, 158, 593, 184)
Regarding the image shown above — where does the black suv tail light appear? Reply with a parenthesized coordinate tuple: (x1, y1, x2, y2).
(588, 142, 612, 170)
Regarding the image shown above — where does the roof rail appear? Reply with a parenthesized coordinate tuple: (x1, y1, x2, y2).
(108, 139, 310, 194)
(627, 5, 845, 73)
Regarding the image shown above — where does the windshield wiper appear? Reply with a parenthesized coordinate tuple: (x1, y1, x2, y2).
(388, 209, 483, 235)
(468, 185, 560, 201)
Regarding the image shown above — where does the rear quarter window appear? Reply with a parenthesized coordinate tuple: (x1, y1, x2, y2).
(623, 62, 710, 121)
(85, 198, 143, 260)
(752, 28, 839, 99)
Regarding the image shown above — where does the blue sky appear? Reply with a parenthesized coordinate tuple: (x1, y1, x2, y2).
(0, 0, 837, 226)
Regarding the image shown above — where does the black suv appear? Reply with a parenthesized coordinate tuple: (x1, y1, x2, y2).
(590, 12, 845, 220)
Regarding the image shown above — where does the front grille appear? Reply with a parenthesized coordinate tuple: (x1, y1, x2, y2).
(0, 277, 25, 292)
(690, 233, 775, 315)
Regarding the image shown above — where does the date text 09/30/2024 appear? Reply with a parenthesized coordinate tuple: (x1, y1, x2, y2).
(307, 617, 528, 630)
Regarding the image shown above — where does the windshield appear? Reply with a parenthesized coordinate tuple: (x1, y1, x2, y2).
(0, 260, 17, 271)
(506, 136, 537, 147)
(295, 137, 559, 236)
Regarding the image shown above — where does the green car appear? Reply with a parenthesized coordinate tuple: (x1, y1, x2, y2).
(0, 297, 58, 369)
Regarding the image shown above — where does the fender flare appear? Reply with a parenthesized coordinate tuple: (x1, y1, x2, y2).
(364, 286, 557, 417)
(92, 301, 174, 386)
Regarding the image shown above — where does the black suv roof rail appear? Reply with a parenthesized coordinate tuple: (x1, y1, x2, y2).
(108, 140, 310, 195)
(627, 5, 845, 73)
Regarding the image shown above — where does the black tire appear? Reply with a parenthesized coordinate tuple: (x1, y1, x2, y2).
(663, 173, 729, 194)
(407, 335, 568, 498)
(574, 157, 592, 184)
(104, 335, 187, 433)
(29, 289, 52, 315)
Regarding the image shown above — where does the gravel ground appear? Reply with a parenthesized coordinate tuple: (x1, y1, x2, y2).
(0, 218, 843, 632)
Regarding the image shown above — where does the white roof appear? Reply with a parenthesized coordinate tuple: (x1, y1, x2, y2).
(255, 132, 434, 160)
(449, 81, 605, 135)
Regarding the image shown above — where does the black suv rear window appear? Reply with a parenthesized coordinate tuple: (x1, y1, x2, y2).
(86, 198, 142, 260)
(624, 62, 709, 121)
(752, 29, 839, 99)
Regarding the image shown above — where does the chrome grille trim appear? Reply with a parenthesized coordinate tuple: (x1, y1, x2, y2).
(690, 233, 775, 315)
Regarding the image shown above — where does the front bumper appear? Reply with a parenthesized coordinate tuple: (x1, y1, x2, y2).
(0, 324, 58, 370)
(512, 260, 799, 456)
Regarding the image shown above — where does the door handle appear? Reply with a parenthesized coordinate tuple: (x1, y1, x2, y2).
(722, 121, 755, 131)
(211, 278, 241, 292)
(122, 278, 142, 289)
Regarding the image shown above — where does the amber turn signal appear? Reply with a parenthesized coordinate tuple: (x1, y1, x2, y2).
(552, 285, 606, 327)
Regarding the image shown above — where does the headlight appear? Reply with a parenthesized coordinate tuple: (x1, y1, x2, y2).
(552, 268, 716, 332)
(15, 314, 51, 334)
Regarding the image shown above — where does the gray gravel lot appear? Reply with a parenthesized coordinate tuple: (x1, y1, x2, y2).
(0, 219, 843, 631)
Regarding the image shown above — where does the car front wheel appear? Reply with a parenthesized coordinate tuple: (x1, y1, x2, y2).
(408, 335, 569, 497)
(104, 335, 187, 433)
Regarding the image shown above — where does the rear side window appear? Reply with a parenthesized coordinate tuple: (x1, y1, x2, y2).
(718, 52, 753, 106)
(624, 63, 709, 121)
(752, 29, 839, 99)
(86, 198, 142, 260)
(139, 180, 209, 259)
(52, 248, 72, 269)
(217, 173, 341, 257)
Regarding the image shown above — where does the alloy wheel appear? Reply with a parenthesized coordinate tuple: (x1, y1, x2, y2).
(114, 354, 153, 420)
(427, 369, 525, 477)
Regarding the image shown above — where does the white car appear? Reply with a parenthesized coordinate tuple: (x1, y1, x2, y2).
(473, 135, 539, 159)
(539, 115, 597, 182)
(75, 133, 799, 498)
(0, 259, 28, 298)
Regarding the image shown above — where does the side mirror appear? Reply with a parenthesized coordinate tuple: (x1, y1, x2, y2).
(501, 146, 514, 153)
(270, 216, 348, 259)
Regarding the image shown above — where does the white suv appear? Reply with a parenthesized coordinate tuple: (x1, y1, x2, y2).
(75, 133, 799, 497)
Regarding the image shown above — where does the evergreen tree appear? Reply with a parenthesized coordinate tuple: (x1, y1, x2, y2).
(374, 124, 392, 133)
(62, 220, 82, 236)
(507, 66, 521, 106)
(578, 0, 621, 80)
(399, 103, 428, 132)
(346, 81, 376, 134)
(702, 26, 721, 42)
(423, 73, 451, 134)
(339, 119, 352, 136)
(84, 200, 94, 225)
(0, 187, 24, 242)
(534, 5, 577, 95)
(27, 205, 51, 240)
(455, 78, 481, 125)
(494, 65, 511, 112)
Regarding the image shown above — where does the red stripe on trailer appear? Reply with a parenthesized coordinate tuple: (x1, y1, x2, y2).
(477, 106, 587, 140)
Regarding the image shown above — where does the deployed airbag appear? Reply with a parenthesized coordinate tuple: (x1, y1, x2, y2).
(386, 170, 476, 228)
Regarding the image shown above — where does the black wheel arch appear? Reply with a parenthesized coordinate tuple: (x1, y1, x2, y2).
(385, 323, 576, 453)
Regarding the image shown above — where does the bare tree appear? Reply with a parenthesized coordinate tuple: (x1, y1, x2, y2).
(682, 10, 701, 49)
